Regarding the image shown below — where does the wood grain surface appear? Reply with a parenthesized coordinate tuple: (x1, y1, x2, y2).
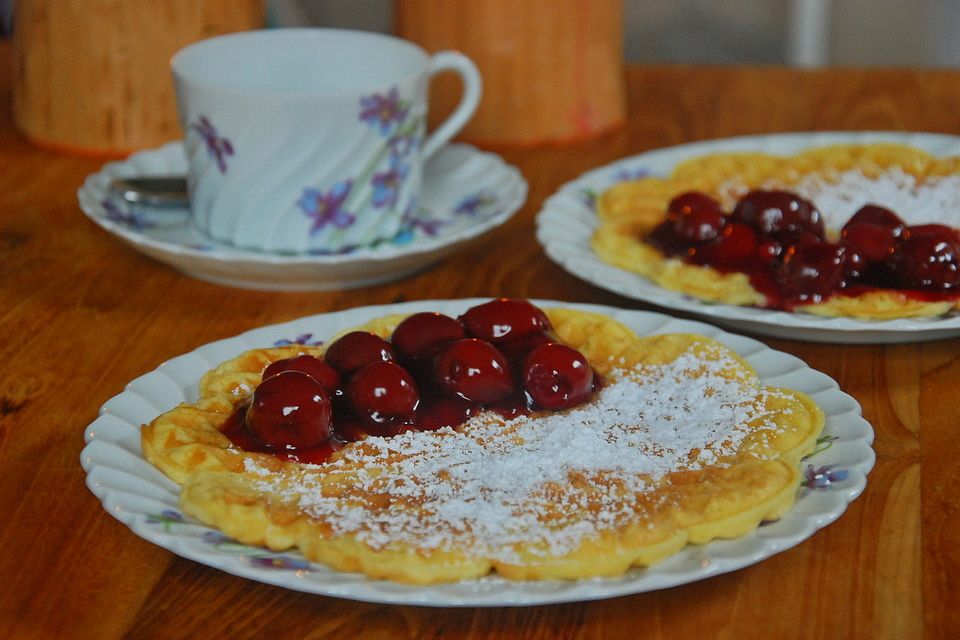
(1, 39, 959, 639)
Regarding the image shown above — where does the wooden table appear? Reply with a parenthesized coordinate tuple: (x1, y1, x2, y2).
(3, 45, 960, 638)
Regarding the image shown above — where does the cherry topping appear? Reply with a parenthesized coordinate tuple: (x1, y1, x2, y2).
(324, 331, 395, 374)
(391, 312, 466, 361)
(460, 298, 552, 343)
(840, 205, 905, 264)
(523, 343, 594, 410)
(496, 330, 555, 361)
(245, 371, 332, 449)
(262, 355, 342, 394)
(902, 223, 960, 242)
(846, 204, 906, 234)
(667, 191, 723, 217)
(890, 228, 960, 290)
(347, 361, 420, 424)
(776, 242, 850, 300)
(692, 223, 758, 267)
(731, 190, 824, 238)
(666, 191, 727, 245)
(433, 338, 514, 403)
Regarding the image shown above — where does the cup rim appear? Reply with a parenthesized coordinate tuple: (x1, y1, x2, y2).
(170, 27, 431, 97)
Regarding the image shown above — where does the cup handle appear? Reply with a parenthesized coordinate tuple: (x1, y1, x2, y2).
(421, 51, 482, 160)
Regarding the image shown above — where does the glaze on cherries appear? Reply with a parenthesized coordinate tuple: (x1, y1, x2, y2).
(433, 338, 514, 403)
(647, 189, 960, 308)
(220, 300, 602, 462)
(323, 331, 395, 374)
(523, 343, 595, 410)
(245, 371, 332, 449)
(460, 298, 552, 343)
(262, 355, 342, 395)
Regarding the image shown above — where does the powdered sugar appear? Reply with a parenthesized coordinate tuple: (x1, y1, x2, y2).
(242, 347, 788, 563)
(720, 167, 960, 231)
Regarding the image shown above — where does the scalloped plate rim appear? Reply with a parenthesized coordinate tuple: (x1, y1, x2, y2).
(80, 298, 875, 606)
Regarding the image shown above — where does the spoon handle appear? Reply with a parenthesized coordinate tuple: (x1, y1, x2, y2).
(109, 176, 188, 207)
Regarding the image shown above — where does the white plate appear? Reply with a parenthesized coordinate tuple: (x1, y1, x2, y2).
(80, 299, 874, 607)
(536, 131, 960, 343)
(78, 142, 527, 291)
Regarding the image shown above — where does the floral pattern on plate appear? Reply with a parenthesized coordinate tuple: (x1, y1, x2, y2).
(80, 299, 874, 607)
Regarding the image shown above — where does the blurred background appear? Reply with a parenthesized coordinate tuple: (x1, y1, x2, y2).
(264, 0, 960, 68)
(2, 0, 960, 67)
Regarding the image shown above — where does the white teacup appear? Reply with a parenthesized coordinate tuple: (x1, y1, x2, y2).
(171, 28, 481, 254)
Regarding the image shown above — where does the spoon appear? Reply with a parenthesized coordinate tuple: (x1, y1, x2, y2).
(109, 176, 189, 207)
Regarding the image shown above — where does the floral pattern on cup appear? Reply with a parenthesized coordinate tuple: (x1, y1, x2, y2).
(297, 86, 423, 245)
(191, 116, 234, 174)
(298, 180, 357, 234)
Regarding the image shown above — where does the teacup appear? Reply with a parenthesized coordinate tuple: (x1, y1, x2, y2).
(171, 28, 481, 254)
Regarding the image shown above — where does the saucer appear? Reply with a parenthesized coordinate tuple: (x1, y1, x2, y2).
(77, 142, 527, 291)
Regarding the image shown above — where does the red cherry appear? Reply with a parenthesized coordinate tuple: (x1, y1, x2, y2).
(671, 207, 727, 245)
(841, 221, 900, 264)
(755, 239, 784, 264)
(347, 361, 420, 423)
(732, 190, 824, 238)
(903, 223, 960, 242)
(433, 338, 514, 403)
(496, 330, 554, 361)
(391, 312, 466, 361)
(846, 204, 906, 234)
(665, 191, 727, 245)
(324, 331, 395, 374)
(776, 242, 850, 300)
(246, 371, 332, 449)
(692, 223, 758, 267)
(890, 228, 960, 290)
(460, 299, 552, 343)
(262, 355, 342, 394)
(667, 191, 723, 219)
(523, 343, 594, 410)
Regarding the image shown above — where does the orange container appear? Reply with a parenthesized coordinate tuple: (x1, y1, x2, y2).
(12, 0, 265, 157)
(395, 0, 626, 147)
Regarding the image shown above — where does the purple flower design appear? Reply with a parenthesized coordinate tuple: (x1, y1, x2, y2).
(146, 510, 186, 532)
(613, 167, 650, 182)
(273, 333, 323, 347)
(191, 116, 234, 173)
(298, 181, 356, 234)
(454, 192, 497, 217)
(397, 197, 443, 239)
(389, 131, 421, 159)
(581, 189, 599, 209)
(102, 199, 152, 230)
(371, 159, 409, 209)
(802, 464, 849, 491)
(249, 555, 311, 570)
(359, 87, 407, 136)
(202, 530, 231, 545)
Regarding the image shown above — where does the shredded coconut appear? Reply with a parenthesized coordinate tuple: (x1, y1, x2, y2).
(241, 348, 787, 562)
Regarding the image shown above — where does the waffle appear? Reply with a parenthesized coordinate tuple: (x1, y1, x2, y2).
(594, 143, 960, 319)
(142, 308, 824, 584)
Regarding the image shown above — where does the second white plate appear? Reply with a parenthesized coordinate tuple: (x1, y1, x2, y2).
(536, 131, 960, 343)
